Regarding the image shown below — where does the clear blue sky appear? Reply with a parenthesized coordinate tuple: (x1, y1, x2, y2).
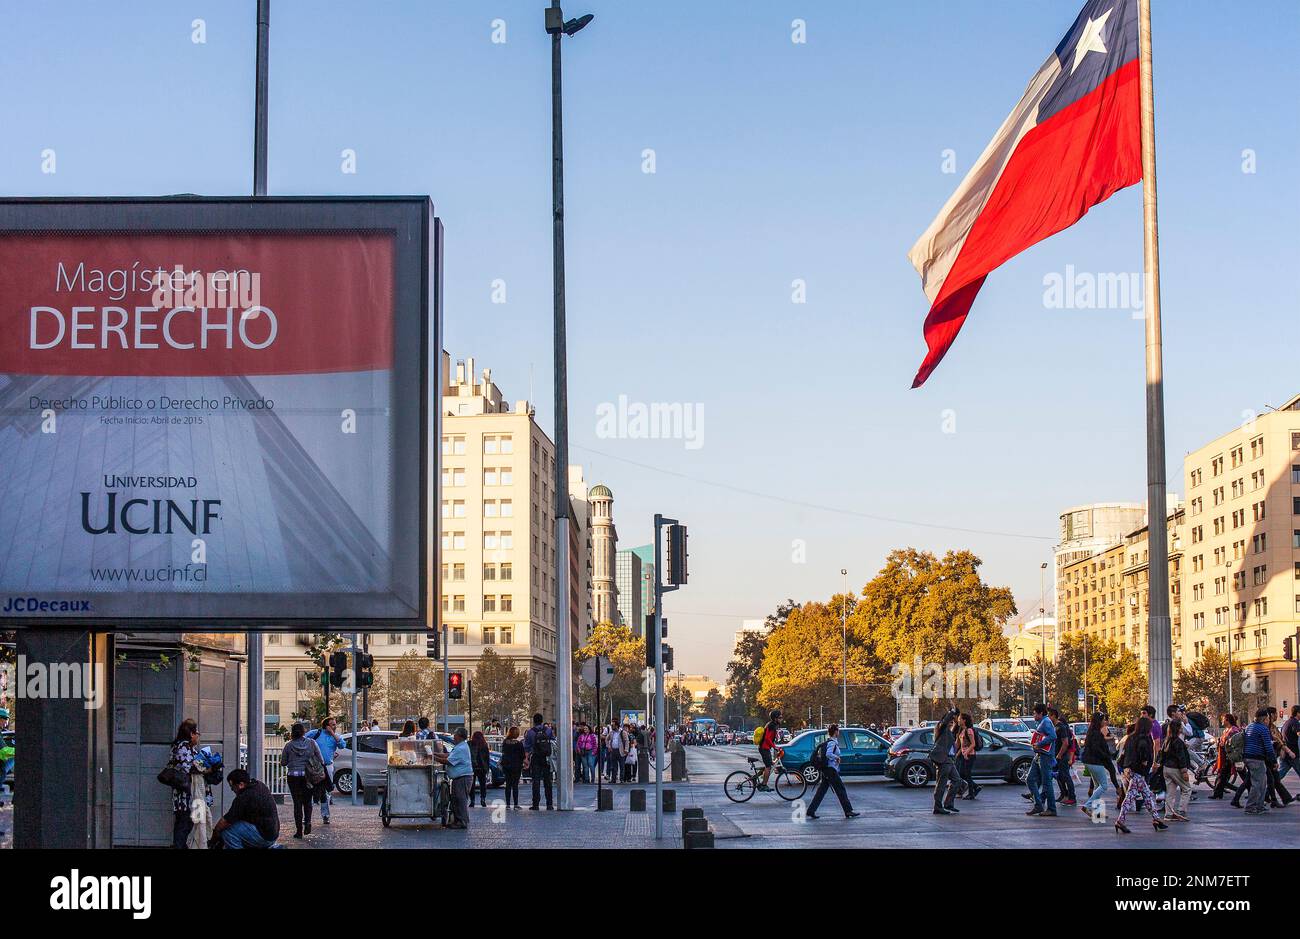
(4, 1, 1297, 680)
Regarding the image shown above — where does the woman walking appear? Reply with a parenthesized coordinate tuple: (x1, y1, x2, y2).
(1210, 714, 1241, 799)
(281, 721, 325, 838)
(1115, 716, 1167, 834)
(1079, 713, 1116, 819)
(168, 718, 212, 849)
(577, 724, 598, 784)
(500, 726, 525, 808)
(956, 713, 980, 799)
(469, 730, 491, 807)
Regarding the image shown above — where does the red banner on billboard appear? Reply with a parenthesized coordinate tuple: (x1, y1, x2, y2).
(0, 231, 395, 376)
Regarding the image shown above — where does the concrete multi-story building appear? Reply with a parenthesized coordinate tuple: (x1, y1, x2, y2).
(261, 354, 597, 728)
(1181, 393, 1300, 709)
(615, 548, 644, 635)
(1008, 614, 1058, 672)
(632, 544, 657, 622)
(590, 484, 619, 625)
(1054, 502, 1148, 616)
(1056, 509, 1184, 670)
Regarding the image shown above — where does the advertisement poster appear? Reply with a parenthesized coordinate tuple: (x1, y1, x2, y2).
(0, 198, 434, 628)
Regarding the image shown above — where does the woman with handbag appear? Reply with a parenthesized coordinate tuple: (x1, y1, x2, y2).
(166, 718, 212, 849)
(469, 730, 492, 807)
(281, 721, 326, 838)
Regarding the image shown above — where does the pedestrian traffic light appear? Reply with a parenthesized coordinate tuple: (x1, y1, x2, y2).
(328, 651, 348, 687)
(320, 667, 330, 687)
(357, 652, 374, 688)
(1285, 636, 1295, 662)
(666, 524, 688, 585)
(448, 670, 464, 699)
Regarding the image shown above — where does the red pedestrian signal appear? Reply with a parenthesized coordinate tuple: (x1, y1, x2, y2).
(448, 671, 464, 700)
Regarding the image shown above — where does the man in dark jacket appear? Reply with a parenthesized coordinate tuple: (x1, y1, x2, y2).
(928, 705, 962, 815)
(523, 713, 555, 810)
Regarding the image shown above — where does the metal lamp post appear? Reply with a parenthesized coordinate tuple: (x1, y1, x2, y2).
(1039, 562, 1048, 704)
(545, 0, 592, 812)
(840, 568, 848, 725)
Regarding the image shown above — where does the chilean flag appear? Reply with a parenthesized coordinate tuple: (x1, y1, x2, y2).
(908, 0, 1141, 388)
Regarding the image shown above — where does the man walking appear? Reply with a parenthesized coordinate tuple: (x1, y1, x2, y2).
(307, 716, 345, 825)
(1050, 708, 1076, 806)
(1278, 705, 1300, 783)
(1242, 708, 1275, 815)
(806, 724, 859, 820)
(1026, 702, 1058, 817)
(524, 713, 555, 810)
(929, 705, 962, 816)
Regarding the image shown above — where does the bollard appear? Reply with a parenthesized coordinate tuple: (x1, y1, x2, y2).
(662, 789, 676, 813)
(683, 816, 708, 834)
(681, 806, 704, 820)
(630, 788, 647, 812)
(363, 786, 380, 806)
(684, 830, 715, 849)
(597, 788, 614, 811)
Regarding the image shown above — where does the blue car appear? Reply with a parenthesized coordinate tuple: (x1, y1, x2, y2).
(778, 726, 892, 784)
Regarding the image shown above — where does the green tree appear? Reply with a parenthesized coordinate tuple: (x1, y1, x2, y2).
(1083, 639, 1146, 724)
(471, 648, 535, 730)
(724, 599, 798, 722)
(385, 650, 444, 728)
(665, 680, 695, 726)
(699, 687, 726, 721)
(576, 622, 646, 719)
(1174, 648, 1231, 719)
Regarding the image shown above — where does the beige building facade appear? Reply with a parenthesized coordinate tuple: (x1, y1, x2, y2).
(261, 353, 596, 729)
(1181, 393, 1300, 710)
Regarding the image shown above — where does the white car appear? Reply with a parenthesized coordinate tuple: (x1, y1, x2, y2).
(978, 718, 1034, 744)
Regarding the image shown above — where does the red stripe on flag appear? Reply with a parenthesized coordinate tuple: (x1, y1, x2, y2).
(912, 58, 1141, 388)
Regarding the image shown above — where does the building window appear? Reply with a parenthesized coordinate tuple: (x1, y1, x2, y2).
(501, 626, 514, 644)
(452, 626, 466, 645)
(264, 670, 281, 691)
(484, 500, 499, 517)
(441, 531, 465, 550)
(452, 563, 465, 581)
(484, 435, 499, 455)
(501, 563, 512, 580)
(483, 563, 496, 580)
(500, 499, 513, 517)
(441, 595, 449, 613)
(501, 531, 514, 549)
(453, 595, 465, 613)
(484, 532, 499, 550)
(1292, 432, 1300, 450)
(483, 595, 496, 612)
(266, 633, 282, 645)
(501, 594, 513, 612)
(1253, 533, 1267, 554)
(1293, 465, 1300, 484)
(442, 435, 466, 455)
(482, 627, 497, 645)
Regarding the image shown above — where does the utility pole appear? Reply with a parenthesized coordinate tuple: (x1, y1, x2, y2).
(246, 0, 270, 784)
(653, 515, 687, 840)
(349, 633, 359, 805)
(1039, 562, 1048, 704)
(545, 0, 593, 813)
(840, 568, 848, 725)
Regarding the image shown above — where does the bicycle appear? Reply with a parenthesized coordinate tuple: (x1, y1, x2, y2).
(725, 754, 807, 803)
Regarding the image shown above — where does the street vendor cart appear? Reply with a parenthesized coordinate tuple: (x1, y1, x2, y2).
(380, 736, 450, 828)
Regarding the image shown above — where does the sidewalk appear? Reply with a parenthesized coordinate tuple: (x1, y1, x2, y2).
(280, 780, 698, 849)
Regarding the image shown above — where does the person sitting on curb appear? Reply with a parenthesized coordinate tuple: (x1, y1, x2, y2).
(211, 769, 281, 849)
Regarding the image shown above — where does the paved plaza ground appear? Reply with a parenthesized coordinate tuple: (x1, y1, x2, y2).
(278, 744, 1298, 850)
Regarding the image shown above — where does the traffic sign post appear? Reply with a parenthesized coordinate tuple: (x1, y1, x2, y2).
(653, 514, 688, 841)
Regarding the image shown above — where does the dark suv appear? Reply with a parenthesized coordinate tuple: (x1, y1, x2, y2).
(884, 726, 1032, 788)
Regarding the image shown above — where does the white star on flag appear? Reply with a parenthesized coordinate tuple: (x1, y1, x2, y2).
(1071, 7, 1113, 73)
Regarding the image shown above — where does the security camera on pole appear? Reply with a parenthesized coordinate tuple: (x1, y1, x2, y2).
(653, 515, 688, 840)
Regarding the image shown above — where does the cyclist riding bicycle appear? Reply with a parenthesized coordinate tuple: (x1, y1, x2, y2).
(758, 709, 781, 791)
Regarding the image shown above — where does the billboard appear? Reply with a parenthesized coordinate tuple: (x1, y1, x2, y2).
(0, 197, 437, 630)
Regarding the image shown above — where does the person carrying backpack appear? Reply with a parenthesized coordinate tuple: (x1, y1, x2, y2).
(523, 713, 554, 810)
(1211, 714, 1242, 799)
(806, 724, 858, 820)
(757, 710, 781, 792)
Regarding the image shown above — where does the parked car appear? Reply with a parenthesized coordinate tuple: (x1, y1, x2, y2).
(978, 718, 1034, 744)
(884, 726, 908, 742)
(333, 730, 504, 794)
(778, 726, 892, 784)
(884, 727, 1033, 788)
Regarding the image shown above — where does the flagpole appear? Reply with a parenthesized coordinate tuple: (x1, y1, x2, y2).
(1139, 0, 1172, 716)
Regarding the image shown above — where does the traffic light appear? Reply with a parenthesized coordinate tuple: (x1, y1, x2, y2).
(448, 670, 464, 699)
(1285, 636, 1295, 662)
(425, 628, 440, 660)
(328, 651, 348, 687)
(666, 524, 688, 585)
(357, 653, 374, 688)
(663, 644, 674, 673)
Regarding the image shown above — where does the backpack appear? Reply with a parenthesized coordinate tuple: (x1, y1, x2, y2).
(972, 730, 984, 751)
(1225, 729, 1245, 765)
(532, 727, 553, 759)
(811, 740, 829, 770)
(753, 727, 765, 746)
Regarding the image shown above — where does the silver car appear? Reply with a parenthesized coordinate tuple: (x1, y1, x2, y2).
(331, 730, 399, 795)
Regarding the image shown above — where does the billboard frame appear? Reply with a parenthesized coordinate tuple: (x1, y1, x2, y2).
(0, 195, 438, 632)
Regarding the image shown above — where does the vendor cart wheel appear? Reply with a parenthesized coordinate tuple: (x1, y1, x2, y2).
(381, 807, 392, 827)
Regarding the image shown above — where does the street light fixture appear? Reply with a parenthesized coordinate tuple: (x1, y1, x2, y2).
(545, 0, 593, 813)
